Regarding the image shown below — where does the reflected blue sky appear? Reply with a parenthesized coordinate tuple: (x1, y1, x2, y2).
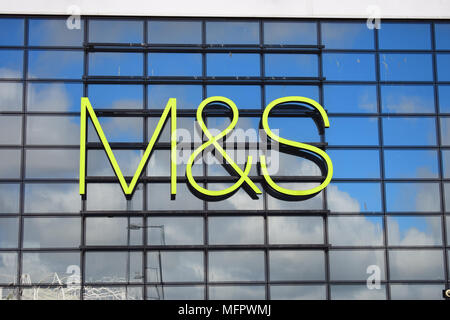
(207, 53, 259, 77)
(149, 53, 201, 77)
(148, 21, 202, 44)
(328, 149, 380, 178)
(381, 85, 435, 114)
(321, 22, 374, 49)
(384, 150, 438, 178)
(29, 50, 83, 79)
(149, 85, 201, 109)
(435, 23, 450, 50)
(0, 50, 23, 78)
(383, 117, 436, 146)
(89, 52, 143, 76)
(437, 54, 450, 81)
(0, 18, 23, 46)
(207, 85, 260, 109)
(265, 54, 318, 77)
(323, 53, 375, 81)
(327, 117, 378, 145)
(379, 23, 431, 50)
(324, 85, 377, 113)
(439, 86, 450, 113)
(380, 54, 433, 81)
(29, 19, 83, 46)
(89, 20, 143, 43)
(89, 84, 143, 109)
(206, 21, 259, 44)
(264, 22, 317, 45)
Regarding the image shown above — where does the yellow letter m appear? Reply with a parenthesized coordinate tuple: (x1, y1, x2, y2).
(79, 97, 177, 197)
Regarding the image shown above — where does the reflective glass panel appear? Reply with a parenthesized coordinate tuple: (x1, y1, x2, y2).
(389, 250, 444, 280)
(208, 217, 264, 245)
(148, 53, 201, 77)
(324, 85, 377, 114)
(207, 53, 260, 77)
(0, 18, 24, 46)
(209, 251, 264, 282)
(265, 54, 318, 77)
(29, 18, 83, 46)
(391, 284, 446, 300)
(328, 149, 380, 178)
(23, 218, 80, 248)
(387, 216, 442, 246)
(438, 85, 450, 113)
(321, 22, 374, 49)
(149, 85, 201, 110)
(385, 183, 440, 212)
(147, 251, 203, 282)
(380, 54, 433, 81)
(86, 183, 143, 211)
(89, 52, 143, 76)
(267, 183, 323, 210)
(379, 23, 431, 50)
(86, 217, 143, 246)
(147, 286, 204, 300)
(26, 116, 80, 145)
(206, 21, 259, 44)
(330, 285, 386, 300)
(383, 117, 436, 146)
(264, 22, 317, 45)
(270, 285, 326, 300)
(0, 218, 19, 248)
(437, 54, 450, 81)
(0, 116, 21, 145)
(0, 50, 23, 78)
(89, 20, 143, 43)
(0, 149, 21, 178)
(0, 253, 17, 284)
(328, 183, 382, 213)
(26, 149, 79, 179)
(330, 250, 385, 280)
(88, 84, 143, 109)
(207, 85, 261, 109)
(148, 183, 203, 211)
(270, 250, 325, 281)
(323, 53, 375, 81)
(384, 150, 438, 178)
(435, 23, 450, 50)
(0, 82, 22, 111)
(28, 50, 83, 79)
(22, 252, 79, 284)
(209, 286, 265, 300)
(0, 184, 20, 214)
(268, 216, 323, 244)
(266, 85, 319, 104)
(147, 217, 203, 245)
(27, 82, 83, 112)
(328, 216, 383, 246)
(148, 20, 202, 44)
(327, 117, 378, 146)
(381, 85, 435, 114)
(24, 183, 80, 213)
(85, 252, 143, 283)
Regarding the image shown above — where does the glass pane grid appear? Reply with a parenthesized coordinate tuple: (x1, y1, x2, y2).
(0, 16, 448, 300)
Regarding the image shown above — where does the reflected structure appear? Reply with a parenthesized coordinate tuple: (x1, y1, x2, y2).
(0, 16, 448, 300)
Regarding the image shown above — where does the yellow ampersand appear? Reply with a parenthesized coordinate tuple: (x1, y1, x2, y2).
(185, 96, 262, 198)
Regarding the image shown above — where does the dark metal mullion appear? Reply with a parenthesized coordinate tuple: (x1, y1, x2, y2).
(375, 25, 391, 301)
(431, 22, 450, 290)
(17, 16, 28, 300)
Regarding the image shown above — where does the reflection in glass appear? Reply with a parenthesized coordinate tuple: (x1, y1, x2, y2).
(0, 116, 21, 145)
(321, 22, 374, 49)
(329, 216, 383, 246)
(0, 253, 17, 284)
(0, 18, 23, 46)
(147, 217, 203, 245)
(327, 117, 378, 145)
(27, 116, 80, 145)
(265, 54, 318, 77)
(389, 250, 444, 280)
(439, 86, 450, 113)
(383, 117, 436, 146)
(27, 82, 83, 112)
(268, 216, 323, 244)
(0, 184, 20, 214)
(330, 285, 386, 300)
(148, 20, 202, 44)
(266, 85, 319, 104)
(381, 85, 435, 114)
(83, 286, 142, 300)
(324, 85, 377, 114)
(385, 183, 440, 212)
(384, 150, 438, 178)
(270, 285, 326, 300)
(89, 52, 143, 76)
(0, 149, 21, 178)
(86, 183, 143, 211)
(148, 53, 201, 77)
(207, 85, 261, 109)
(328, 150, 380, 178)
(435, 23, 450, 50)
(24, 183, 80, 213)
(88, 84, 143, 109)
(323, 53, 375, 81)
(147, 251, 203, 282)
(206, 183, 264, 211)
(23, 218, 80, 248)
(379, 23, 431, 50)
(207, 53, 260, 77)
(209, 217, 264, 244)
(22, 252, 79, 284)
(380, 54, 433, 81)
(0, 50, 23, 78)
(147, 285, 204, 300)
(29, 19, 83, 46)
(87, 149, 143, 177)
(87, 117, 143, 143)
(149, 85, 201, 109)
(437, 54, 450, 81)
(147, 183, 203, 210)
(268, 116, 320, 142)
(0, 82, 22, 111)
(263, 149, 322, 177)
(89, 20, 143, 43)
(387, 216, 442, 246)
(85, 252, 142, 283)
(28, 50, 83, 79)
(206, 21, 259, 44)
(270, 251, 325, 281)
(86, 217, 143, 245)
(330, 250, 385, 280)
(0, 218, 19, 248)
(209, 251, 264, 281)
(209, 286, 265, 300)
(264, 22, 317, 45)
(328, 183, 381, 213)
(267, 183, 323, 210)
(26, 149, 79, 179)
(391, 284, 445, 300)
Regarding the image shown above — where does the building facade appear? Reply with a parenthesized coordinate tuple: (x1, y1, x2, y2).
(0, 0, 449, 300)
